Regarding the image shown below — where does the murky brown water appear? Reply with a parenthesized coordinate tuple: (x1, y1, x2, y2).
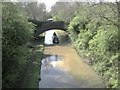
(39, 31, 105, 88)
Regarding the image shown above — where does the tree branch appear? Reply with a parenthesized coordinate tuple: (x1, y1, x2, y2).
(102, 16, 118, 26)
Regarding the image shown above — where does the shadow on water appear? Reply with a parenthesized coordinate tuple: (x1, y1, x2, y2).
(57, 34, 71, 46)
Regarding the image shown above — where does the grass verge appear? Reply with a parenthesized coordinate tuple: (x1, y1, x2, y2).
(22, 38, 44, 88)
(15, 37, 44, 88)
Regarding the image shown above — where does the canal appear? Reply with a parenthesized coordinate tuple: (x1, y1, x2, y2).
(39, 30, 105, 88)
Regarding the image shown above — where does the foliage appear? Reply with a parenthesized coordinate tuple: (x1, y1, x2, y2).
(2, 3, 35, 88)
(50, 2, 81, 22)
(16, 2, 47, 21)
(67, 2, 119, 88)
(17, 38, 44, 88)
(52, 15, 63, 21)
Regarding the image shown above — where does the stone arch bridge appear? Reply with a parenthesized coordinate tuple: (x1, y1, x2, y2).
(28, 19, 66, 37)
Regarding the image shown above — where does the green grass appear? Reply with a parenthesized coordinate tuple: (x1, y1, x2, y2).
(27, 50, 43, 88)
(26, 44, 44, 88)
(14, 38, 44, 88)
(21, 38, 44, 88)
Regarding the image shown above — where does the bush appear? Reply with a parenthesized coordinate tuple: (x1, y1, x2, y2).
(2, 3, 35, 88)
(67, 3, 118, 88)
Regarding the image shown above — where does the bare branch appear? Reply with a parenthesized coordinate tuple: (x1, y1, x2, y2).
(104, 3, 117, 15)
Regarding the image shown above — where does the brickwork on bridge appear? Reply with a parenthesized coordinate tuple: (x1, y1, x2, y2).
(28, 19, 65, 37)
(35, 21, 65, 36)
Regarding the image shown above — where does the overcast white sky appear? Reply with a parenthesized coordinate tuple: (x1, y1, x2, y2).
(38, 0, 59, 11)
(37, 0, 119, 11)
(5, 0, 120, 11)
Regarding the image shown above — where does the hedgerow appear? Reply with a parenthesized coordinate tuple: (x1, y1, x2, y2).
(68, 3, 119, 88)
(2, 3, 35, 88)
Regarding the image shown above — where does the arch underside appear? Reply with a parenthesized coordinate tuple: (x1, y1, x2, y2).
(35, 21, 66, 36)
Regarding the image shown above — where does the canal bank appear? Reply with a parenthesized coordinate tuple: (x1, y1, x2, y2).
(16, 38, 44, 88)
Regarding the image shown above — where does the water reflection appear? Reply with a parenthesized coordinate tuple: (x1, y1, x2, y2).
(39, 31, 105, 88)
(39, 55, 81, 88)
(42, 55, 63, 68)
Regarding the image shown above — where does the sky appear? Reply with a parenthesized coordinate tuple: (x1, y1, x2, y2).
(37, 0, 119, 12)
(38, 0, 59, 11)
(5, 0, 120, 11)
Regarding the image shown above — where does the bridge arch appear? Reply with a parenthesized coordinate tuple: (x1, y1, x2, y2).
(28, 19, 66, 37)
(35, 21, 66, 37)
